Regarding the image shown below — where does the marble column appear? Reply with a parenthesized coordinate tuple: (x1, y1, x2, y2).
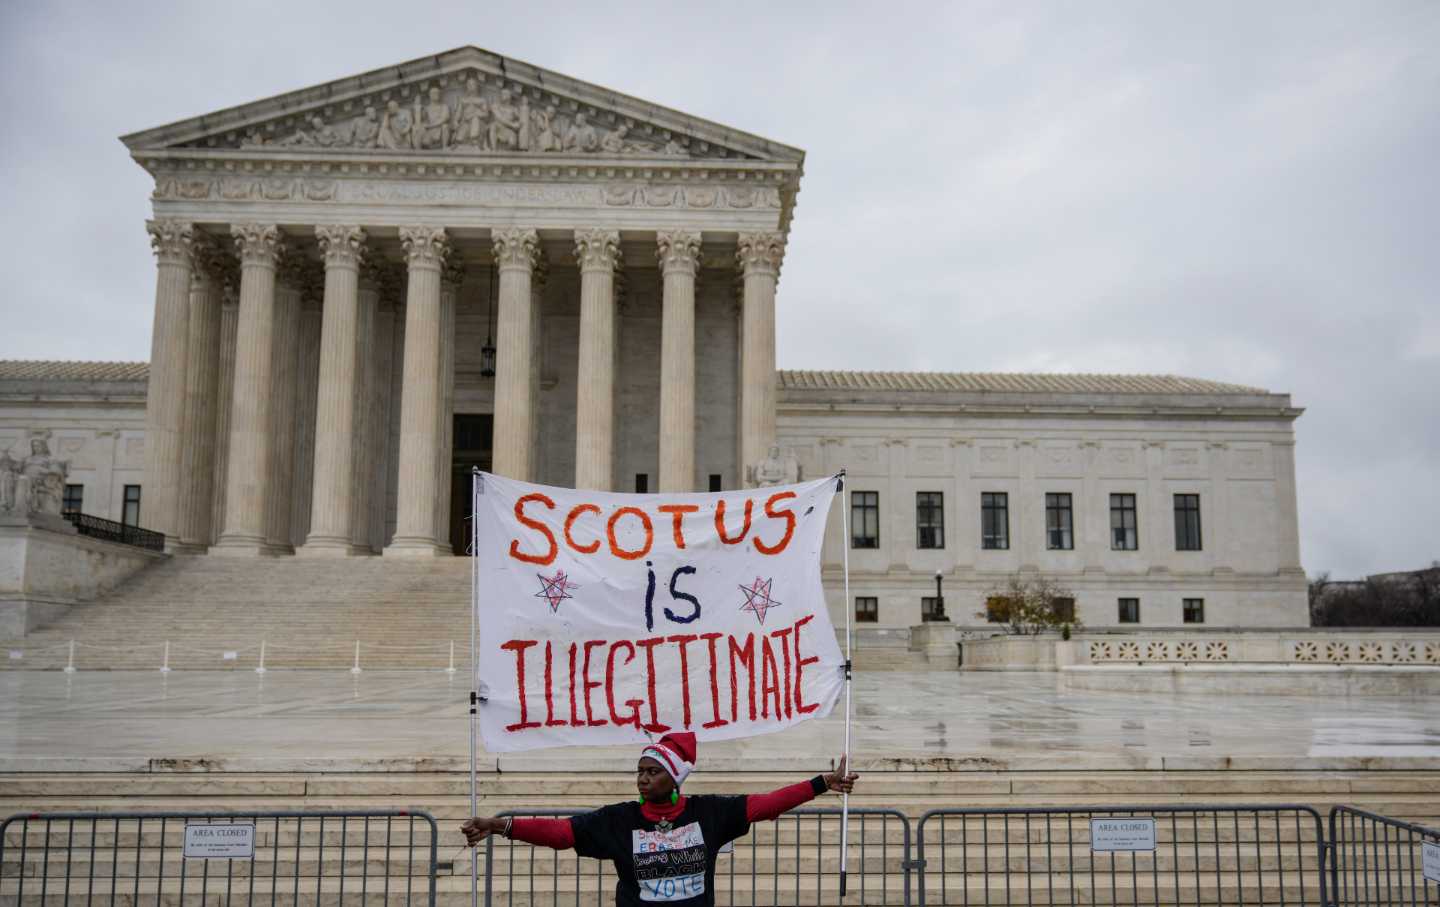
(385, 226, 449, 556)
(142, 219, 194, 541)
(214, 224, 285, 555)
(491, 227, 540, 481)
(263, 258, 307, 553)
(173, 237, 226, 553)
(657, 230, 702, 493)
(210, 285, 239, 544)
(736, 232, 784, 486)
(301, 225, 368, 556)
(432, 260, 462, 554)
(574, 229, 621, 491)
(349, 265, 381, 553)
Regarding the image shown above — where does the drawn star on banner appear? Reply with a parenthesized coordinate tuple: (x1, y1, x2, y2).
(534, 570, 579, 614)
(738, 576, 782, 626)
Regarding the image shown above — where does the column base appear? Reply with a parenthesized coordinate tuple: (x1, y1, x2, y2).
(210, 535, 283, 557)
(383, 537, 445, 557)
(168, 541, 210, 556)
(297, 537, 372, 557)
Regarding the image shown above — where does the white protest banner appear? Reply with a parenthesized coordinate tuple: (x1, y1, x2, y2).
(475, 473, 844, 752)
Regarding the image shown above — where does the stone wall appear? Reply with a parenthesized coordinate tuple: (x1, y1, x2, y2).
(0, 519, 164, 636)
(784, 400, 1307, 631)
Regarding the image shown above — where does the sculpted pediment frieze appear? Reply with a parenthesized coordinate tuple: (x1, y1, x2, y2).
(123, 48, 803, 166)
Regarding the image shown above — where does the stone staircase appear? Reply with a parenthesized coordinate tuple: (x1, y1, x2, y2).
(0, 556, 931, 672)
(1, 769, 1436, 904)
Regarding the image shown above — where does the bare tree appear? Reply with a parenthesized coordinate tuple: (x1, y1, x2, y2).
(978, 574, 1082, 636)
(1311, 563, 1440, 627)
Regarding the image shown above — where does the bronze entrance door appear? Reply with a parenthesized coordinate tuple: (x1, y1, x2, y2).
(449, 414, 493, 555)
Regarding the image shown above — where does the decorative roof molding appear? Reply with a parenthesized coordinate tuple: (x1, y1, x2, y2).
(120, 46, 804, 168)
(0, 361, 150, 383)
(779, 370, 1274, 396)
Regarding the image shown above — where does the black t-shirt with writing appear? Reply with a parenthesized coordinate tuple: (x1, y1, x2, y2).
(569, 796, 750, 906)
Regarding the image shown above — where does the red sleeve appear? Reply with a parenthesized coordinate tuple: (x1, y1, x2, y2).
(746, 778, 821, 823)
(508, 817, 576, 850)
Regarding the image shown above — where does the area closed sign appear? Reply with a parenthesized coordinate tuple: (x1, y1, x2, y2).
(1423, 840, 1440, 884)
(183, 823, 255, 859)
(1091, 818, 1157, 852)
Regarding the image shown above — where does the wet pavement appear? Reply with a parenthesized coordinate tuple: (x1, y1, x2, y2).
(2, 670, 1437, 772)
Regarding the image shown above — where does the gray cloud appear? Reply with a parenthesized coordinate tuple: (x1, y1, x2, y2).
(2, 0, 1435, 578)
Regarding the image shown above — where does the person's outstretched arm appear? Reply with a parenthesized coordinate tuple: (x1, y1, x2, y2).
(746, 755, 860, 822)
(462, 816, 575, 850)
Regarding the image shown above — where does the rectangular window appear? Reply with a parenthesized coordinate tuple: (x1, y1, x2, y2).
(1183, 598, 1205, 624)
(851, 491, 880, 549)
(634, 473, 648, 494)
(1045, 493, 1074, 550)
(1174, 494, 1203, 551)
(981, 492, 1010, 550)
(1118, 597, 1140, 624)
(916, 492, 945, 549)
(62, 484, 84, 516)
(708, 474, 722, 493)
(1110, 493, 1138, 550)
(921, 596, 943, 622)
(1052, 597, 1076, 623)
(855, 597, 878, 623)
(122, 485, 142, 528)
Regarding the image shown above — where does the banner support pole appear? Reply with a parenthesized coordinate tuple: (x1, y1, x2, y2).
(469, 467, 481, 907)
(837, 469, 852, 899)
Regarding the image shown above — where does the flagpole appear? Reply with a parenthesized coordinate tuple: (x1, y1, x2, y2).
(469, 467, 481, 907)
(837, 469, 853, 899)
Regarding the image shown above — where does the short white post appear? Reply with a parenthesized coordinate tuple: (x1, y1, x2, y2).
(160, 640, 171, 674)
(255, 640, 267, 674)
(63, 639, 76, 674)
(446, 640, 456, 674)
(350, 640, 362, 675)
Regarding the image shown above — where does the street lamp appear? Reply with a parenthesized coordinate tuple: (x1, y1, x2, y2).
(933, 569, 947, 621)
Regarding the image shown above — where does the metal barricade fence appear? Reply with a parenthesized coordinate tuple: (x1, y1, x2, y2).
(915, 805, 1328, 906)
(1329, 806, 1440, 906)
(0, 809, 439, 906)
(484, 806, 912, 906)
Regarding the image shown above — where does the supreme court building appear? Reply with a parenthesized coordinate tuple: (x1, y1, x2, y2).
(0, 47, 1309, 630)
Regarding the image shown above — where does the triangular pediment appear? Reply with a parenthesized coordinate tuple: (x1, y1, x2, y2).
(121, 46, 803, 165)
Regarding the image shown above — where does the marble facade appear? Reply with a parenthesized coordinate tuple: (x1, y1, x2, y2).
(0, 47, 1309, 630)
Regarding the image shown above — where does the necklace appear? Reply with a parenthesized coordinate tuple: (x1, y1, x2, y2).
(655, 818, 673, 832)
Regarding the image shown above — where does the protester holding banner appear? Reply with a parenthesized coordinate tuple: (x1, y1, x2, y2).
(462, 731, 859, 905)
(465, 474, 858, 904)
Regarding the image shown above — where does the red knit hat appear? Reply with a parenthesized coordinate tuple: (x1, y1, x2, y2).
(641, 732, 697, 787)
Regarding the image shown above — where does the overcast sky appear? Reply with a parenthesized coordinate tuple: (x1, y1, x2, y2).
(2, 1, 1436, 579)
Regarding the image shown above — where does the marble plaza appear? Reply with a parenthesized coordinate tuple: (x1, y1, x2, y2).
(3, 670, 1436, 773)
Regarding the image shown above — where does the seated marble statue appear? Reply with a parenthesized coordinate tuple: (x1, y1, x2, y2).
(414, 87, 451, 149)
(564, 113, 599, 153)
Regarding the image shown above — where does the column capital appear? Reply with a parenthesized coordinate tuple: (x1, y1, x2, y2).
(316, 225, 368, 269)
(736, 232, 784, 278)
(276, 251, 319, 295)
(492, 227, 540, 272)
(574, 229, 622, 273)
(358, 258, 386, 292)
(399, 226, 450, 271)
(230, 223, 285, 268)
(441, 259, 466, 290)
(657, 230, 702, 277)
(188, 234, 231, 289)
(147, 219, 194, 266)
